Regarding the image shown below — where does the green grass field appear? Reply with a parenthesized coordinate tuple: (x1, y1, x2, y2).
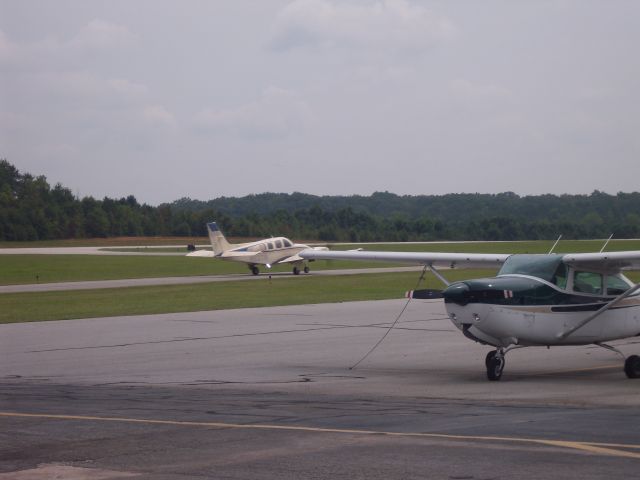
(2, 239, 639, 285)
(0, 254, 409, 285)
(0, 270, 492, 324)
(0, 255, 247, 284)
(2, 239, 639, 324)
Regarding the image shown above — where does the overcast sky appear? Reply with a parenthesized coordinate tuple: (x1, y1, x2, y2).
(1, 0, 638, 205)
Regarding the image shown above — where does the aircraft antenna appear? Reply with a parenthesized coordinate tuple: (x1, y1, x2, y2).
(349, 264, 428, 370)
(600, 233, 614, 253)
(548, 235, 562, 254)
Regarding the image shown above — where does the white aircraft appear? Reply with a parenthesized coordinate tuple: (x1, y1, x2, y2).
(188, 222, 328, 275)
(300, 247, 640, 381)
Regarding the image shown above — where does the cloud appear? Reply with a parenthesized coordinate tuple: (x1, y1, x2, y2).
(0, 20, 135, 72)
(69, 19, 136, 51)
(270, 0, 456, 53)
(142, 105, 176, 128)
(5, 71, 149, 113)
(194, 87, 311, 138)
(0, 22, 174, 146)
(449, 79, 513, 100)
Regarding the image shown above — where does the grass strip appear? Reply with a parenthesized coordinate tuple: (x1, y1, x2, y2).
(0, 270, 492, 324)
(0, 255, 409, 285)
(0, 255, 249, 284)
(3, 239, 640, 286)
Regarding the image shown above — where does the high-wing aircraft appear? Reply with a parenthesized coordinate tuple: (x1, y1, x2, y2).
(300, 247, 640, 381)
(188, 222, 328, 275)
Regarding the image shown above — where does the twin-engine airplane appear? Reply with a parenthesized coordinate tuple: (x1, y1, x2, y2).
(300, 247, 640, 381)
(188, 222, 328, 275)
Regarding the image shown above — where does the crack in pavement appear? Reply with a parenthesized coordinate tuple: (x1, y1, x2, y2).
(26, 324, 365, 353)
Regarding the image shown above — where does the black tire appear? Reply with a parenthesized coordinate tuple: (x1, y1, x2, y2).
(251, 266, 259, 276)
(485, 351, 495, 369)
(624, 355, 640, 379)
(486, 353, 505, 381)
(304, 266, 309, 274)
(293, 266, 300, 275)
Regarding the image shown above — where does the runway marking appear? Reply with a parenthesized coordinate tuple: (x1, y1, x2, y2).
(2, 411, 639, 460)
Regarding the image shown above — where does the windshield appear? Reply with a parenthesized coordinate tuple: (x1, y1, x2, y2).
(498, 254, 565, 284)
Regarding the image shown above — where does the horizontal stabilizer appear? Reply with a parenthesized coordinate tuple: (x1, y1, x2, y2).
(405, 289, 444, 299)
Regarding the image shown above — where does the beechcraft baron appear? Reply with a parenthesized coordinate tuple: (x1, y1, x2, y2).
(300, 247, 640, 381)
(187, 222, 328, 275)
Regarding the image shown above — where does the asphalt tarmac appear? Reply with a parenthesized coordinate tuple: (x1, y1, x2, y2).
(2, 299, 640, 478)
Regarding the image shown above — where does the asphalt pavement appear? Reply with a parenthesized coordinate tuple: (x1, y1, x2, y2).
(2, 299, 640, 478)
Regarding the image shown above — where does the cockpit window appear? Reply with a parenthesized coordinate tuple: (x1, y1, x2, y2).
(574, 271, 602, 295)
(607, 275, 630, 296)
(498, 254, 564, 283)
(552, 262, 568, 289)
(283, 239, 292, 247)
(275, 240, 283, 249)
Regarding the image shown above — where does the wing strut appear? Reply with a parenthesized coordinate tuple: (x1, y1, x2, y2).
(556, 282, 640, 341)
(428, 264, 451, 286)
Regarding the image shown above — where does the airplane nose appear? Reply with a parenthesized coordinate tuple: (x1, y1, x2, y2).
(443, 282, 470, 306)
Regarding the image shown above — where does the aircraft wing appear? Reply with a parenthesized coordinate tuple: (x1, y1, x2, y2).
(278, 254, 304, 264)
(562, 251, 640, 272)
(220, 251, 257, 258)
(186, 250, 215, 257)
(279, 247, 330, 264)
(186, 250, 257, 259)
(299, 249, 509, 269)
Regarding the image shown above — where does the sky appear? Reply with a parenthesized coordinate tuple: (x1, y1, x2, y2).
(1, 0, 639, 205)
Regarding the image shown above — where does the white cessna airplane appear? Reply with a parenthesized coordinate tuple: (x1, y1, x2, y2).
(300, 246, 640, 381)
(188, 222, 327, 275)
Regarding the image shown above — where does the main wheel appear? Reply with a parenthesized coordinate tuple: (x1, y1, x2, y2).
(485, 351, 495, 369)
(293, 266, 300, 275)
(304, 266, 309, 274)
(251, 266, 259, 276)
(486, 351, 505, 381)
(624, 355, 640, 378)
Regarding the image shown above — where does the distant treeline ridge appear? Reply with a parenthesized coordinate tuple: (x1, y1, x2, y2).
(1, 159, 639, 241)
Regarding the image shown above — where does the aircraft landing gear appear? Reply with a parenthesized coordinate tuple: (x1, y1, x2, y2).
(250, 265, 259, 275)
(595, 343, 640, 379)
(293, 265, 310, 275)
(624, 355, 640, 378)
(485, 350, 505, 381)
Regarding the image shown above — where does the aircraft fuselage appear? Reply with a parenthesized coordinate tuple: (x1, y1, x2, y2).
(443, 260, 640, 347)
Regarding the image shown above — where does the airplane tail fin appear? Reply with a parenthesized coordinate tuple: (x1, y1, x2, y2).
(207, 222, 232, 255)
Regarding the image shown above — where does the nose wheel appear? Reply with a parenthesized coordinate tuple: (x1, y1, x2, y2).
(485, 350, 506, 381)
(624, 355, 640, 378)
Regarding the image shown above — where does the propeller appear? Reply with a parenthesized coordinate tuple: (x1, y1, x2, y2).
(404, 289, 444, 299)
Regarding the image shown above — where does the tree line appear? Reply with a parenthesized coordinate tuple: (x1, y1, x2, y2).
(1, 159, 639, 241)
